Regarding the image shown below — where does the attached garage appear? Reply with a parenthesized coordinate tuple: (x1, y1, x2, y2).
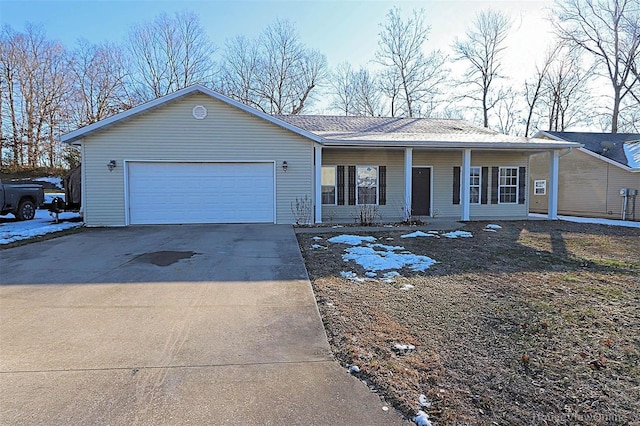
(127, 162, 275, 224)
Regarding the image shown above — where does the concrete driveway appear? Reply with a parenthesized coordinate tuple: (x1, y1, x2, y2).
(0, 225, 407, 425)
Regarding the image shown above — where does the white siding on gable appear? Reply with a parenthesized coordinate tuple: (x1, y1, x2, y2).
(82, 92, 313, 226)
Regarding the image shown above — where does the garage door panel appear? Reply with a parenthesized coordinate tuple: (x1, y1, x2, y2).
(128, 162, 274, 224)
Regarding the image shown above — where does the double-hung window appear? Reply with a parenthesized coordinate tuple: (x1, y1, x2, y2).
(469, 167, 481, 204)
(357, 166, 378, 205)
(321, 166, 336, 205)
(499, 167, 518, 203)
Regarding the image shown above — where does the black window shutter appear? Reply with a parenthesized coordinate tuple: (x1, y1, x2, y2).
(348, 166, 356, 205)
(491, 167, 499, 204)
(337, 165, 345, 205)
(452, 166, 461, 205)
(518, 166, 526, 204)
(379, 166, 386, 205)
(481, 167, 488, 205)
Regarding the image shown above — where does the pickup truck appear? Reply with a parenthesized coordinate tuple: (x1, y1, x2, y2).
(0, 179, 45, 220)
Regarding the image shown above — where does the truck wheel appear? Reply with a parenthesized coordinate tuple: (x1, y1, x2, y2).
(16, 200, 36, 221)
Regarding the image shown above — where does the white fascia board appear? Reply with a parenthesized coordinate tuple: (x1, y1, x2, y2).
(60, 84, 323, 144)
(320, 140, 581, 150)
(577, 147, 637, 172)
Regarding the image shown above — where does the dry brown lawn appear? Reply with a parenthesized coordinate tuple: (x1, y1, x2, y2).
(297, 221, 640, 426)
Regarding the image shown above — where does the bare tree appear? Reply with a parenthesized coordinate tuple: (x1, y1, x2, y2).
(329, 62, 355, 115)
(127, 10, 216, 101)
(218, 35, 260, 109)
(493, 87, 524, 135)
(329, 63, 383, 116)
(553, 0, 640, 132)
(453, 9, 512, 128)
(0, 24, 71, 168)
(220, 19, 327, 115)
(375, 7, 448, 118)
(543, 49, 596, 131)
(523, 45, 559, 136)
(68, 39, 130, 127)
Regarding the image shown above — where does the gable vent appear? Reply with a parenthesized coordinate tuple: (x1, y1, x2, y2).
(192, 105, 207, 120)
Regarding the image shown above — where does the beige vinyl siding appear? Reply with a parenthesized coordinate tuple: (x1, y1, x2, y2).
(322, 149, 530, 223)
(322, 149, 405, 223)
(414, 150, 530, 219)
(82, 92, 313, 226)
(530, 149, 640, 219)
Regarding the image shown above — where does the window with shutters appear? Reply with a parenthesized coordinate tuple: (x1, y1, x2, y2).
(499, 167, 518, 204)
(321, 166, 336, 204)
(470, 167, 481, 204)
(356, 166, 378, 205)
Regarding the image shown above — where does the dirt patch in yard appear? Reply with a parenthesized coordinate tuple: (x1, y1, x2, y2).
(297, 221, 640, 425)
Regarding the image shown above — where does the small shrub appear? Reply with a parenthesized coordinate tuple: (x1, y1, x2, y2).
(291, 195, 312, 225)
(356, 204, 379, 226)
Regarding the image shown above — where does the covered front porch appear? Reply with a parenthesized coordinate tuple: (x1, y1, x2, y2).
(312, 145, 562, 224)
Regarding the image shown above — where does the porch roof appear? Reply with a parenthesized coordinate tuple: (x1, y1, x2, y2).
(276, 115, 581, 149)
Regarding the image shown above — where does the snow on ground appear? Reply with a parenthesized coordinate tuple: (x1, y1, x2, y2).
(0, 209, 82, 245)
(33, 176, 63, 189)
(442, 230, 473, 238)
(400, 231, 437, 238)
(400, 284, 415, 290)
(328, 234, 377, 245)
(529, 213, 640, 228)
(342, 245, 436, 272)
(485, 224, 502, 229)
(312, 236, 323, 241)
(413, 410, 433, 426)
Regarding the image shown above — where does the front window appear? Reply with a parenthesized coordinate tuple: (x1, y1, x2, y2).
(357, 166, 378, 205)
(321, 166, 336, 205)
(499, 167, 518, 204)
(534, 179, 546, 195)
(469, 167, 481, 204)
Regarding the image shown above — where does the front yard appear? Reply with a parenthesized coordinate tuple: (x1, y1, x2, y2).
(297, 221, 640, 425)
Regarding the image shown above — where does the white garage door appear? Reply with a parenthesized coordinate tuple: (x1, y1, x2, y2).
(127, 162, 275, 224)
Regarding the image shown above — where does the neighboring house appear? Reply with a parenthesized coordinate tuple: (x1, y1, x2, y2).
(60, 85, 578, 226)
(530, 131, 640, 221)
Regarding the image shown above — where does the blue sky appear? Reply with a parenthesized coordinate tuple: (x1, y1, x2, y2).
(2, 0, 555, 81)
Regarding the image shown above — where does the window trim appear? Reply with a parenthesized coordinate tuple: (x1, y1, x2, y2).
(534, 179, 546, 196)
(498, 166, 519, 204)
(321, 165, 337, 205)
(356, 165, 379, 205)
(469, 166, 482, 205)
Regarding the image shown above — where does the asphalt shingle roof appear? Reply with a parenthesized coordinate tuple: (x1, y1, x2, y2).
(543, 131, 640, 168)
(275, 115, 573, 146)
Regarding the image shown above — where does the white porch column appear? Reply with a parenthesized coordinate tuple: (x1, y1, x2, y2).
(548, 149, 559, 220)
(461, 149, 471, 221)
(404, 148, 413, 220)
(314, 145, 322, 224)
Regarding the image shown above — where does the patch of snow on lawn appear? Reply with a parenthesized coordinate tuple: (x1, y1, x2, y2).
(442, 230, 473, 238)
(529, 213, 640, 228)
(413, 410, 433, 426)
(485, 224, 502, 229)
(401, 231, 437, 238)
(311, 244, 327, 249)
(343, 246, 436, 272)
(383, 271, 400, 278)
(394, 343, 415, 351)
(328, 234, 377, 245)
(365, 272, 377, 278)
(340, 271, 365, 282)
(400, 284, 415, 290)
(370, 243, 405, 251)
(312, 236, 323, 241)
(1, 209, 82, 245)
(418, 394, 431, 408)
